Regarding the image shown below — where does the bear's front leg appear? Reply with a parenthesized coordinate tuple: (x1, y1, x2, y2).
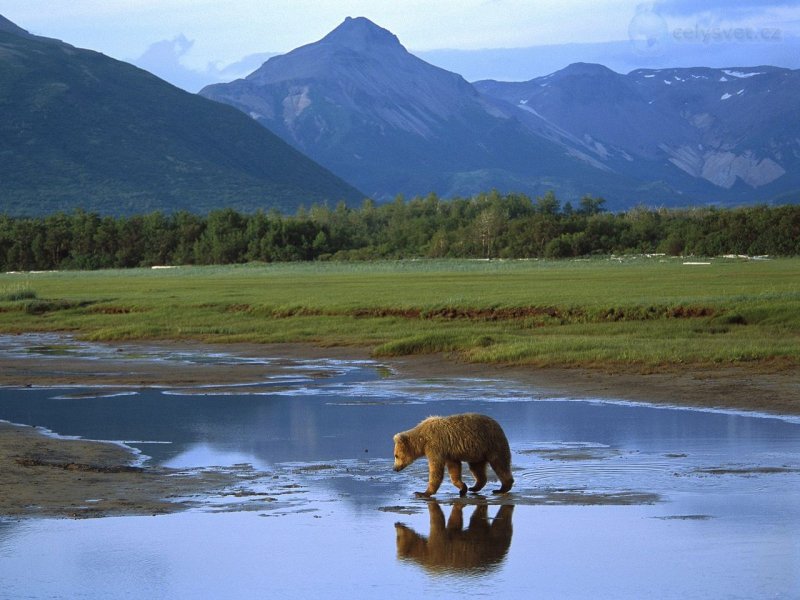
(415, 459, 445, 497)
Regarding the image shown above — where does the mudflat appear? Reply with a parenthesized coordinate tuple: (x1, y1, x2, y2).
(0, 409, 302, 520)
(393, 354, 800, 416)
(0, 421, 266, 519)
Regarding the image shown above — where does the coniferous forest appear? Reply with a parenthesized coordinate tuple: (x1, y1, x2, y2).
(1, 192, 798, 271)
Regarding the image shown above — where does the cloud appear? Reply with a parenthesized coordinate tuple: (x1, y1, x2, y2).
(131, 35, 211, 92)
(131, 35, 275, 92)
(136, 34, 194, 67)
(139, 34, 194, 62)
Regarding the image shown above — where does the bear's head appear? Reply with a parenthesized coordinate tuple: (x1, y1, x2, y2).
(393, 432, 415, 472)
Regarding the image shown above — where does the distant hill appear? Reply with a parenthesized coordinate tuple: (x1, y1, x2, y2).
(201, 17, 799, 208)
(417, 37, 800, 83)
(0, 16, 362, 217)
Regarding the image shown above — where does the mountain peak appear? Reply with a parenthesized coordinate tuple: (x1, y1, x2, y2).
(559, 62, 619, 77)
(320, 16, 402, 52)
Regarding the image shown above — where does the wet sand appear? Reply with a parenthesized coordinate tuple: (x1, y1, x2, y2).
(392, 354, 800, 417)
(0, 338, 797, 519)
(0, 421, 285, 519)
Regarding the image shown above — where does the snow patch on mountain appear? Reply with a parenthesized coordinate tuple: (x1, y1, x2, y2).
(723, 70, 763, 79)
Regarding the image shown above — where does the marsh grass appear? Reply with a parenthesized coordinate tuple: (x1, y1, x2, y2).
(0, 281, 37, 302)
(1, 257, 797, 369)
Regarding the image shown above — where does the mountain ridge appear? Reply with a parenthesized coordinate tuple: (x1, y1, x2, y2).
(0, 14, 32, 38)
(3, 13, 797, 213)
(475, 63, 800, 198)
(202, 17, 799, 207)
(0, 15, 363, 217)
(201, 17, 647, 204)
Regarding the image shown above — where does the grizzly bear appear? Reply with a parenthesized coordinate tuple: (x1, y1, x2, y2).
(392, 413, 514, 497)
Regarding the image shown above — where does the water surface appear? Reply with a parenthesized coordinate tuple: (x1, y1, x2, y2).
(0, 337, 798, 599)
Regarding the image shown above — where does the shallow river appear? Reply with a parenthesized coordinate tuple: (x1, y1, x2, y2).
(0, 337, 799, 599)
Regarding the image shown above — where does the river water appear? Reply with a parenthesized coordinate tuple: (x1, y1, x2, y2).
(0, 337, 798, 599)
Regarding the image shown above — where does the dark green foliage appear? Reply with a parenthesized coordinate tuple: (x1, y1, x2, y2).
(1, 193, 798, 271)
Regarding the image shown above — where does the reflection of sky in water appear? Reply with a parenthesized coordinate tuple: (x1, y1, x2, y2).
(161, 444, 269, 470)
(1, 501, 797, 599)
(0, 335, 799, 598)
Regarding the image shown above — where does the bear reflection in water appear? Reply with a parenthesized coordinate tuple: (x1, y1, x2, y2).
(395, 501, 514, 574)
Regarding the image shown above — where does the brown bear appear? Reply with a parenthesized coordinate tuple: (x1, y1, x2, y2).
(392, 413, 514, 497)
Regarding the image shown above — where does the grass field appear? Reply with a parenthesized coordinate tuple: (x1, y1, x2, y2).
(1, 257, 798, 370)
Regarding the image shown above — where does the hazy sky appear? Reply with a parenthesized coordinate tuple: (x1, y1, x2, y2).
(2, 0, 798, 87)
(4, 1, 798, 61)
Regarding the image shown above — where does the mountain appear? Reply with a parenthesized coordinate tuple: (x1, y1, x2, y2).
(475, 63, 800, 204)
(201, 17, 799, 207)
(0, 16, 362, 217)
(200, 17, 634, 203)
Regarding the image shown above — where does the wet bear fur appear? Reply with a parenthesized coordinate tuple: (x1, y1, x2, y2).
(392, 413, 514, 497)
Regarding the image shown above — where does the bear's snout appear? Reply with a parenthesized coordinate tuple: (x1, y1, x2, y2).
(393, 464, 404, 472)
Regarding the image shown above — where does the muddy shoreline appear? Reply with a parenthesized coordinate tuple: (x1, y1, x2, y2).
(0, 421, 285, 519)
(1, 339, 797, 415)
(1, 338, 797, 520)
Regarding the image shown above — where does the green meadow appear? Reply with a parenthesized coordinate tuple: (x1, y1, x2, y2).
(1, 257, 798, 370)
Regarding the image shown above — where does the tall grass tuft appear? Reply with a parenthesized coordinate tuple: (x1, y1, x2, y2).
(1, 283, 37, 302)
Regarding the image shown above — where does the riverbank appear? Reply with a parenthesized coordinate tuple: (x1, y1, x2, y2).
(1, 337, 797, 415)
(393, 354, 800, 417)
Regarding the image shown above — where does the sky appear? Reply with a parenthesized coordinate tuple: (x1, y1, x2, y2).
(2, 0, 799, 90)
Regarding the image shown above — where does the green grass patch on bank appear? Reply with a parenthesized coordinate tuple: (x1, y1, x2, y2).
(1, 257, 798, 369)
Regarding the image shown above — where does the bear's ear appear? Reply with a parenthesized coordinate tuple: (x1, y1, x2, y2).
(393, 432, 407, 447)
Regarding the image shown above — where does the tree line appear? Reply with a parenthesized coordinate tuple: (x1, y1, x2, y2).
(1, 192, 798, 270)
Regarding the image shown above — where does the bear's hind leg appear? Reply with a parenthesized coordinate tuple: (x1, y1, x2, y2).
(489, 459, 514, 494)
(446, 460, 468, 496)
(468, 461, 488, 492)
